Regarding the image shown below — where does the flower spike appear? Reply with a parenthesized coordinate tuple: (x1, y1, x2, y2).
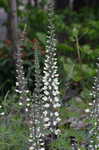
(42, 0, 61, 138)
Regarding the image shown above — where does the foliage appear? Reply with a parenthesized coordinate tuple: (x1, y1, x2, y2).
(0, 1, 99, 150)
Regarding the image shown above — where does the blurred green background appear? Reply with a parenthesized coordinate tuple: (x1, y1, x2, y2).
(0, 0, 99, 150)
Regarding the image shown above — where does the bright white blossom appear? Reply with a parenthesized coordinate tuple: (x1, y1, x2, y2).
(44, 117, 50, 122)
(0, 112, 5, 115)
(25, 108, 28, 112)
(54, 112, 59, 116)
(55, 129, 61, 135)
(44, 104, 50, 108)
(19, 102, 23, 106)
(56, 117, 61, 122)
(43, 111, 48, 115)
(53, 103, 61, 108)
(85, 109, 90, 113)
(53, 121, 57, 125)
(29, 146, 34, 150)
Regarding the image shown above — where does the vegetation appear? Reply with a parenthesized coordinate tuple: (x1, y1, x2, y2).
(0, 0, 99, 150)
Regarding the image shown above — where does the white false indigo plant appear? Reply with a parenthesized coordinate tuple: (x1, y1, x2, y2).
(42, 0, 61, 139)
(15, 30, 30, 117)
(28, 42, 45, 150)
(87, 58, 99, 150)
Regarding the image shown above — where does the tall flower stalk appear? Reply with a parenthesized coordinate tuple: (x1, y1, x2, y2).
(42, 0, 61, 140)
(15, 25, 30, 117)
(87, 58, 99, 150)
(28, 41, 45, 150)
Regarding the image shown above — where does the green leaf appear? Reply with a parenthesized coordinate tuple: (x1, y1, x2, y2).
(81, 45, 92, 55)
(36, 32, 46, 44)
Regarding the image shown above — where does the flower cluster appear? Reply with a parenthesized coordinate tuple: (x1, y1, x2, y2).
(15, 1, 61, 149)
(87, 58, 99, 150)
(42, 1, 61, 137)
(15, 30, 30, 116)
(28, 42, 45, 150)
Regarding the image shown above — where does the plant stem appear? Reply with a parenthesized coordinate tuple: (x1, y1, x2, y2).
(75, 36, 82, 64)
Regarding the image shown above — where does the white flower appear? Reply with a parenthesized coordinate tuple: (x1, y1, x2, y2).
(19, 102, 23, 106)
(54, 86, 59, 90)
(50, 98, 53, 102)
(25, 108, 28, 112)
(85, 109, 90, 113)
(54, 97, 59, 102)
(29, 121, 33, 124)
(45, 59, 49, 63)
(37, 127, 40, 132)
(45, 63, 49, 68)
(44, 122, 50, 127)
(43, 70, 47, 74)
(44, 117, 50, 122)
(53, 103, 61, 108)
(50, 128, 54, 132)
(55, 129, 61, 135)
(48, 86, 52, 90)
(29, 134, 33, 138)
(32, 143, 36, 146)
(43, 79, 47, 83)
(40, 148, 45, 150)
(22, 77, 25, 80)
(43, 73, 49, 78)
(0, 105, 2, 108)
(48, 78, 51, 82)
(56, 117, 61, 122)
(28, 139, 33, 142)
(50, 112, 54, 116)
(25, 90, 29, 93)
(95, 145, 98, 149)
(54, 112, 59, 116)
(44, 91, 49, 95)
(88, 103, 93, 106)
(54, 79, 59, 85)
(27, 103, 30, 106)
(26, 98, 30, 101)
(56, 90, 60, 94)
(53, 61, 57, 65)
(52, 82, 59, 88)
(43, 86, 48, 90)
(53, 121, 57, 126)
(53, 70, 57, 74)
(52, 91, 57, 96)
(18, 5, 25, 11)
(0, 112, 5, 115)
(40, 143, 44, 146)
(29, 146, 34, 150)
(44, 103, 50, 108)
(42, 96, 48, 101)
(53, 51, 57, 55)
(35, 119, 39, 123)
(16, 82, 19, 86)
(55, 74, 59, 77)
(95, 122, 97, 126)
(15, 89, 22, 93)
(43, 111, 48, 115)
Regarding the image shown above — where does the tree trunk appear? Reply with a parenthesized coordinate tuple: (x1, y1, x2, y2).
(68, 0, 74, 10)
(8, 0, 18, 59)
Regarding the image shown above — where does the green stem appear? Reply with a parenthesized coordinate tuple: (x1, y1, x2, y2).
(75, 36, 82, 65)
